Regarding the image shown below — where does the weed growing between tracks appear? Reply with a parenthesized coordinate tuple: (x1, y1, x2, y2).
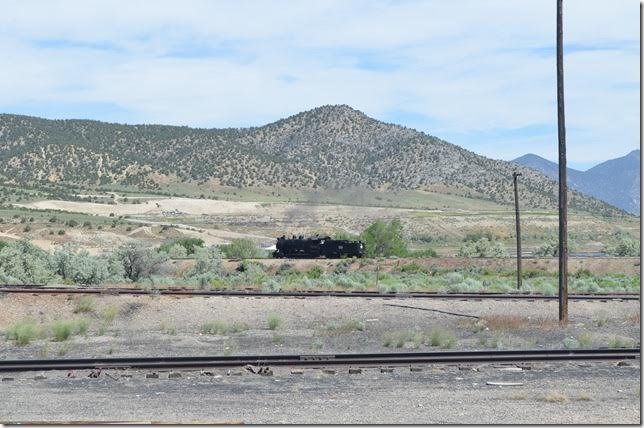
(382, 329, 457, 349)
(201, 321, 248, 335)
(267, 313, 282, 330)
(5, 320, 38, 345)
(73, 296, 96, 314)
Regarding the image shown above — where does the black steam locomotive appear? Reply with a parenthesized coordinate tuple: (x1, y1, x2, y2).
(273, 235, 364, 259)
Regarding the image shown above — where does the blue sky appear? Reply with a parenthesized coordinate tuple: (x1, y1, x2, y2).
(0, 0, 639, 170)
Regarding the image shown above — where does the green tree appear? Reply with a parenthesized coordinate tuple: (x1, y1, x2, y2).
(360, 219, 407, 257)
(0, 240, 54, 284)
(219, 238, 261, 259)
(112, 242, 167, 282)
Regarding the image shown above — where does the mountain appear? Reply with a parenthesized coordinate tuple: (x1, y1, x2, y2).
(513, 151, 640, 215)
(0, 106, 627, 216)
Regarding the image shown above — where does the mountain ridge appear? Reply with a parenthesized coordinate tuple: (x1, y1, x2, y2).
(513, 150, 640, 215)
(0, 106, 628, 217)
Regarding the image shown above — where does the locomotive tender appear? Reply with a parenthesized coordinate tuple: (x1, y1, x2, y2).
(273, 235, 364, 259)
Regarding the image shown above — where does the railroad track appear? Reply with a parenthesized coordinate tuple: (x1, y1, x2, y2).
(0, 349, 638, 372)
(0, 285, 639, 301)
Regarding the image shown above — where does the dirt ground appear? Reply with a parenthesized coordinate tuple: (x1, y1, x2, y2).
(0, 362, 640, 424)
(0, 294, 639, 359)
(0, 293, 640, 424)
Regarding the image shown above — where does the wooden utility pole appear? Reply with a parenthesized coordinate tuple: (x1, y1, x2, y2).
(556, 0, 568, 323)
(512, 172, 522, 289)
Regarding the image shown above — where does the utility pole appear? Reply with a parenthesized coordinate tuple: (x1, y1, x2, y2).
(556, 0, 568, 323)
(512, 172, 522, 290)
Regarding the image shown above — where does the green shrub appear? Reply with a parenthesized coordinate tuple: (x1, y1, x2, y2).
(578, 332, 592, 348)
(307, 265, 324, 279)
(463, 231, 498, 242)
(608, 336, 634, 348)
(427, 329, 457, 348)
(113, 242, 168, 282)
(73, 296, 95, 313)
(102, 306, 119, 323)
(604, 235, 640, 257)
(262, 279, 282, 292)
(562, 337, 579, 349)
(220, 239, 262, 259)
(333, 259, 352, 274)
(188, 246, 222, 278)
(397, 263, 428, 274)
(325, 319, 365, 335)
(158, 238, 204, 256)
(52, 244, 112, 285)
(52, 321, 74, 341)
(201, 321, 248, 335)
(0, 240, 54, 284)
(267, 313, 282, 330)
(407, 248, 438, 258)
(276, 263, 297, 276)
(457, 238, 508, 258)
(5, 320, 38, 345)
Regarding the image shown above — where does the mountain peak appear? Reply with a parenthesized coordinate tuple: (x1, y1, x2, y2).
(514, 150, 640, 215)
(0, 110, 627, 217)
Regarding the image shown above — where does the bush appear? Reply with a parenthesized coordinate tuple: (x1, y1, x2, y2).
(407, 248, 438, 258)
(73, 296, 95, 313)
(276, 263, 297, 276)
(167, 243, 188, 258)
(267, 313, 282, 330)
(463, 231, 497, 242)
(307, 265, 324, 279)
(219, 238, 262, 259)
(396, 263, 428, 274)
(562, 337, 579, 349)
(113, 242, 168, 282)
(52, 244, 112, 285)
(360, 219, 407, 257)
(52, 321, 74, 341)
(158, 238, 204, 256)
(604, 235, 640, 257)
(457, 238, 508, 258)
(188, 246, 223, 277)
(262, 279, 282, 293)
(533, 239, 558, 257)
(0, 240, 54, 284)
(6, 320, 38, 345)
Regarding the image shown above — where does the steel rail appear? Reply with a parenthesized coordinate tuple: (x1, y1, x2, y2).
(0, 285, 638, 301)
(0, 348, 638, 372)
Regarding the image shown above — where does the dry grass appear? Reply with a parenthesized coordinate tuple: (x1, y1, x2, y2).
(576, 394, 592, 401)
(73, 296, 96, 314)
(540, 391, 569, 403)
(510, 392, 528, 400)
(482, 315, 527, 331)
(627, 312, 640, 324)
(325, 319, 365, 336)
(536, 318, 560, 331)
